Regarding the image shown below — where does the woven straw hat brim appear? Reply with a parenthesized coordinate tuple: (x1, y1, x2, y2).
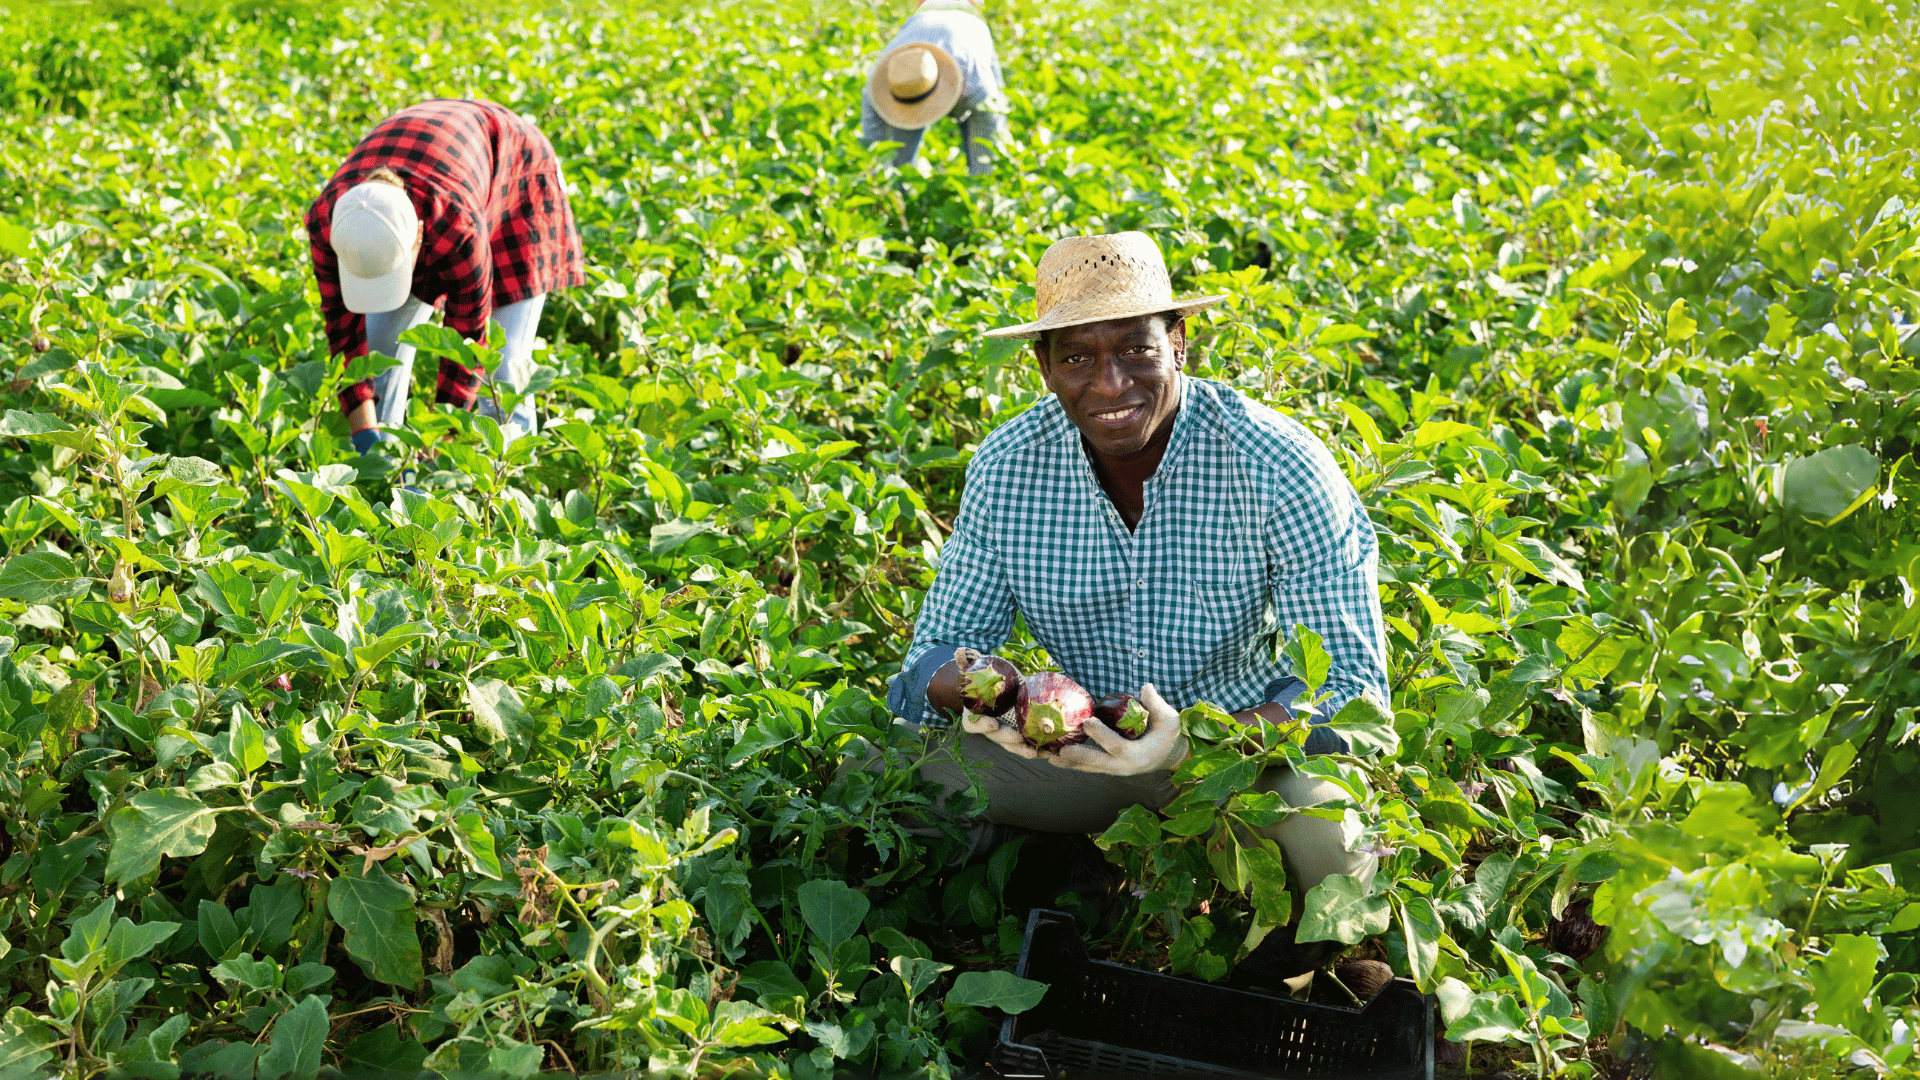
(868, 43, 964, 131)
(983, 293, 1229, 340)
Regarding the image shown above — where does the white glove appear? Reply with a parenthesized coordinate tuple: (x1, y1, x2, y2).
(1048, 684, 1188, 776)
(954, 648, 1040, 760)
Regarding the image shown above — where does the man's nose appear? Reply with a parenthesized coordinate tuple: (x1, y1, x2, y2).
(1090, 355, 1130, 398)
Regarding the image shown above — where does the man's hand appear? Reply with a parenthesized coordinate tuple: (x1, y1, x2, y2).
(955, 647, 1040, 759)
(1049, 684, 1187, 776)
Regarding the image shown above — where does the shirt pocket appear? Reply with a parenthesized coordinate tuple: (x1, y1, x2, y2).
(1009, 569, 1126, 661)
(1160, 569, 1268, 698)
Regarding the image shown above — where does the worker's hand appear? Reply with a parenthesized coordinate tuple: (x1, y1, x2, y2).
(1048, 684, 1187, 776)
(960, 708, 1040, 759)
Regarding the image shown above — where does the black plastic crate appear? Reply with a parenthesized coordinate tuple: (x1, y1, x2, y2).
(991, 909, 1433, 1080)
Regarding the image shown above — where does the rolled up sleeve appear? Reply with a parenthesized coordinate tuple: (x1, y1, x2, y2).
(1263, 440, 1390, 751)
(893, 468, 1017, 727)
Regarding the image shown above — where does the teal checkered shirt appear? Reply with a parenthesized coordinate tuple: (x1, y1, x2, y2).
(893, 376, 1389, 750)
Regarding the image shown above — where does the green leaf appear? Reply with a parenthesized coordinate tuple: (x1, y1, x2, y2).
(944, 970, 1048, 1013)
(465, 676, 530, 750)
(194, 563, 255, 619)
(709, 1001, 792, 1048)
(326, 865, 424, 989)
(1776, 444, 1880, 524)
(1296, 872, 1391, 945)
(104, 791, 222, 887)
(0, 1007, 59, 1080)
(153, 455, 225, 497)
(211, 955, 280, 993)
(0, 551, 89, 603)
(1810, 934, 1884, 1035)
(797, 878, 869, 949)
(451, 813, 503, 879)
(339, 1028, 427, 1080)
(1411, 419, 1478, 448)
(1315, 323, 1371, 346)
(1328, 693, 1400, 756)
(1396, 896, 1442, 990)
(0, 410, 92, 451)
(1281, 624, 1331, 693)
(256, 995, 329, 1080)
(1095, 804, 1163, 850)
(229, 708, 269, 775)
(198, 899, 245, 962)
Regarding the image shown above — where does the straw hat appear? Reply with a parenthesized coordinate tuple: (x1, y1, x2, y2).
(985, 232, 1229, 340)
(867, 42, 964, 131)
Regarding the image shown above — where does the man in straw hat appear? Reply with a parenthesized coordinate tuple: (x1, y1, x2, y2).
(887, 231, 1389, 988)
(861, 0, 1007, 176)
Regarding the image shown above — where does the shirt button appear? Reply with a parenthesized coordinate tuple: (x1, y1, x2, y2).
(1136, 648, 1147, 657)
(1136, 579, 1146, 588)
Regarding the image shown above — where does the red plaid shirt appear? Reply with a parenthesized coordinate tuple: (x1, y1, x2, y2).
(306, 99, 585, 416)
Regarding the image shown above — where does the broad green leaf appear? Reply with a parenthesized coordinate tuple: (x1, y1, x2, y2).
(257, 995, 329, 1080)
(0, 1007, 58, 1079)
(1095, 804, 1163, 850)
(1411, 419, 1478, 448)
(211, 955, 281, 993)
(0, 410, 93, 451)
(890, 954, 950, 999)
(104, 791, 222, 887)
(944, 970, 1048, 1013)
(797, 878, 869, 949)
(194, 563, 255, 619)
(465, 676, 530, 749)
(326, 865, 423, 989)
(1396, 896, 1442, 990)
(229, 708, 269, 775)
(1281, 623, 1330, 694)
(1296, 872, 1391, 944)
(1328, 693, 1400, 756)
(0, 551, 89, 604)
(451, 813, 503, 879)
(1776, 444, 1880, 524)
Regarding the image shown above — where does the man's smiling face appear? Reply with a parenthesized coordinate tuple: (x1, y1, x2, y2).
(1034, 313, 1186, 457)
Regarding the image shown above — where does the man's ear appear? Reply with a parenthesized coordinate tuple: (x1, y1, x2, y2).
(1169, 318, 1188, 370)
(1031, 336, 1051, 382)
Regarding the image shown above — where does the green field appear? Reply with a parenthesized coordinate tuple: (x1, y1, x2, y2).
(1, 0, 1917, 1076)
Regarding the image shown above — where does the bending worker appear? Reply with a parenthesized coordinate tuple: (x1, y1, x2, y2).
(306, 98, 584, 457)
(862, 0, 1008, 176)
(890, 231, 1389, 984)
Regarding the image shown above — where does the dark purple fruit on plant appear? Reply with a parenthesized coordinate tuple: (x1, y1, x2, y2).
(1489, 758, 1517, 773)
(1547, 898, 1606, 961)
(1093, 693, 1149, 738)
(1333, 959, 1394, 1001)
(959, 654, 1020, 716)
(1016, 672, 1093, 752)
(31, 336, 51, 353)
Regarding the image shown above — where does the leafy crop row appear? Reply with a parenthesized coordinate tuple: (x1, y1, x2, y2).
(0, 0, 1915, 1077)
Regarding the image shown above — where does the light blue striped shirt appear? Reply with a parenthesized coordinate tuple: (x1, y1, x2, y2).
(863, 6, 1006, 127)
(892, 377, 1389, 754)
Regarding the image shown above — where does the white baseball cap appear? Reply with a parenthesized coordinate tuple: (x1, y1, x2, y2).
(330, 180, 419, 314)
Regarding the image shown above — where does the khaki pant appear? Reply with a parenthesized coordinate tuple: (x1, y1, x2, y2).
(871, 730, 1377, 897)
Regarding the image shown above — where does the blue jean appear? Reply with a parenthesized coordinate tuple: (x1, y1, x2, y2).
(363, 293, 544, 436)
(860, 93, 1008, 176)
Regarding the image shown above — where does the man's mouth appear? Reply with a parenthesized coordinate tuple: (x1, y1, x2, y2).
(1088, 404, 1143, 427)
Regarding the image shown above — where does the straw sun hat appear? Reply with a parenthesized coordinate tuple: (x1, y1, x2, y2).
(867, 42, 964, 130)
(985, 232, 1229, 340)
